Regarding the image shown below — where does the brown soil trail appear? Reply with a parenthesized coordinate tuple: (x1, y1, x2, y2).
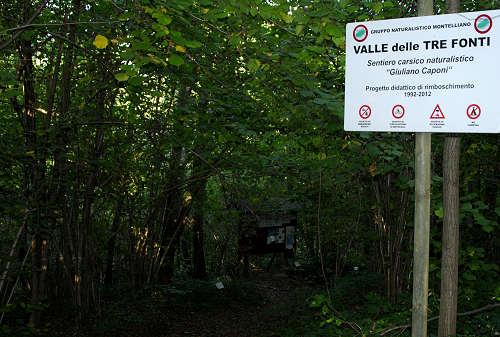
(162, 272, 316, 337)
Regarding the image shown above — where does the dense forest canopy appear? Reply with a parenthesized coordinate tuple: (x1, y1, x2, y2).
(0, 0, 498, 336)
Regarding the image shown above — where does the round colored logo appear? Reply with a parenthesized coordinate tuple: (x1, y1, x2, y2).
(392, 105, 405, 119)
(474, 14, 492, 34)
(353, 24, 368, 42)
(466, 104, 481, 119)
(359, 105, 371, 119)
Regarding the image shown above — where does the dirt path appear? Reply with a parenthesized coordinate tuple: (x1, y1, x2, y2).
(46, 271, 318, 337)
(162, 272, 316, 337)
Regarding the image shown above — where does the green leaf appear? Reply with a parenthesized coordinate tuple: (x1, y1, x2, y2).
(4, 88, 22, 98)
(127, 77, 143, 86)
(114, 73, 129, 82)
(168, 54, 184, 66)
(186, 40, 203, 48)
(434, 207, 443, 219)
(462, 203, 472, 211)
(307, 45, 323, 54)
(372, 2, 384, 13)
(229, 34, 241, 46)
(121, 50, 135, 60)
(157, 14, 172, 25)
(259, 7, 275, 19)
(463, 272, 476, 281)
(247, 58, 261, 72)
(333, 36, 346, 48)
(325, 24, 340, 36)
(280, 12, 293, 24)
(313, 98, 327, 105)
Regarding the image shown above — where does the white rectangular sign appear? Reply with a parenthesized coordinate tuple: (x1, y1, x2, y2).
(344, 10, 500, 133)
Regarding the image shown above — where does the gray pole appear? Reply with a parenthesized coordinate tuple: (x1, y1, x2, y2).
(412, 3, 433, 337)
(412, 132, 431, 337)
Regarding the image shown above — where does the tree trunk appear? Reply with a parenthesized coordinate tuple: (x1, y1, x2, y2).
(373, 168, 411, 303)
(105, 195, 124, 287)
(438, 1, 461, 335)
(191, 159, 208, 279)
(16, 6, 48, 325)
(438, 135, 461, 337)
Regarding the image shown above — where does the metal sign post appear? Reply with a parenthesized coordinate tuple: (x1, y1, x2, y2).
(412, 3, 433, 336)
(412, 133, 431, 337)
(413, 3, 432, 336)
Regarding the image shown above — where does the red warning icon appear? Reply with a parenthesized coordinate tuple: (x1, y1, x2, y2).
(430, 104, 445, 119)
(392, 105, 405, 119)
(359, 105, 371, 119)
(466, 104, 481, 119)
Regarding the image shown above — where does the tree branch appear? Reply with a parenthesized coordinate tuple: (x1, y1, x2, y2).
(0, 20, 124, 36)
(378, 303, 500, 336)
(0, 0, 52, 50)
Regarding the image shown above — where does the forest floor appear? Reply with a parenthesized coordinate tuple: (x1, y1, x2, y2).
(162, 271, 318, 337)
(48, 267, 323, 337)
(26, 267, 500, 337)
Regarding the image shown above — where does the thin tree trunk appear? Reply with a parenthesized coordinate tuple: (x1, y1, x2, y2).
(105, 195, 124, 287)
(438, 1, 461, 335)
(439, 135, 461, 337)
(52, 0, 80, 306)
(16, 4, 48, 325)
(0, 222, 26, 300)
(191, 165, 208, 279)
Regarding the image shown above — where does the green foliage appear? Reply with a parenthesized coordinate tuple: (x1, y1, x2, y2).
(59, 279, 263, 337)
(330, 271, 385, 308)
(0, 302, 49, 337)
(0, 0, 498, 335)
(151, 278, 263, 307)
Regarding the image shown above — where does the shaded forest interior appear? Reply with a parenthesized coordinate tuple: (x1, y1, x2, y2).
(0, 0, 499, 336)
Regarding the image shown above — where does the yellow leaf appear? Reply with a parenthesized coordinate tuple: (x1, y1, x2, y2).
(175, 45, 186, 53)
(26, 150, 35, 157)
(164, 27, 170, 35)
(93, 35, 109, 49)
(369, 163, 376, 177)
(203, 8, 209, 14)
(322, 21, 327, 27)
